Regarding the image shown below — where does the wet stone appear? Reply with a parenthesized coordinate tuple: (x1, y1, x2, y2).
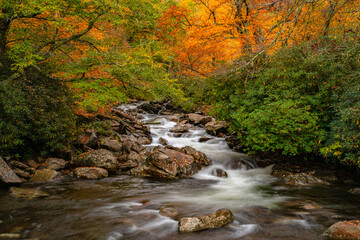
(178, 208, 234, 232)
(0, 157, 22, 184)
(159, 207, 179, 219)
(159, 137, 168, 146)
(349, 188, 360, 195)
(9, 187, 49, 199)
(324, 220, 360, 240)
(212, 168, 228, 178)
(199, 136, 213, 143)
(0, 233, 21, 239)
(30, 169, 61, 182)
(45, 158, 66, 170)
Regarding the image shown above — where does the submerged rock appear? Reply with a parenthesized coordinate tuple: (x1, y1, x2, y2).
(0, 233, 21, 239)
(9, 187, 49, 199)
(159, 207, 179, 219)
(74, 167, 108, 179)
(324, 220, 360, 240)
(178, 208, 234, 232)
(349, 188, 360, 195)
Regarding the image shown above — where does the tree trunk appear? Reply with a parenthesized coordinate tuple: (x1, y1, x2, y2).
(0, 16, 12, 78)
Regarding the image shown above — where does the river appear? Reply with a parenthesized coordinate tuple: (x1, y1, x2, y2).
(0, 104, 360, 239)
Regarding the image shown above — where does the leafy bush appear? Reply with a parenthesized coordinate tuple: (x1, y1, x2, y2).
(208, 33, 360, 163)
(0, 66, 76, 158)
(322, 78, 360, 166)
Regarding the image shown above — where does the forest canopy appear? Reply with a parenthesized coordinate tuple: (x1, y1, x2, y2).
(0, 0, 359, 166)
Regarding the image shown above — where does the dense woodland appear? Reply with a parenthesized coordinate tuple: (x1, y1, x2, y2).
(0, 0, 359, 168)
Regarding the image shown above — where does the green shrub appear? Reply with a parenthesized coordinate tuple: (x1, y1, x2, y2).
(322, 78, 360, 166)
(208, 33, 360, 163)
(0, 66, 76, 158)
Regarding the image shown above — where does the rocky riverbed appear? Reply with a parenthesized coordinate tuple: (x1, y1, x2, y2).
(1, 101, 360, 239)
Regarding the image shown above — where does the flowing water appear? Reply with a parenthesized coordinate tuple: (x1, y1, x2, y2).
(1, 104, 360, 240)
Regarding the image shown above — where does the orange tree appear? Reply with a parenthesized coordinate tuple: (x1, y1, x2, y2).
(0, 0, 183, 157)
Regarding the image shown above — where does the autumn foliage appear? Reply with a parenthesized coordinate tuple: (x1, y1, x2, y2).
(0, 0, 359, 165)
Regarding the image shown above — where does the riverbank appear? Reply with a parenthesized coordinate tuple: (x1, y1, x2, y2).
(1, 101, 360, 239)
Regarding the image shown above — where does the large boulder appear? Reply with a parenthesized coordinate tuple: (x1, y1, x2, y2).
(324, 220, 360, 240)
(117, 151, 145, 171)
(71, 149, 117, 172)
(74, 167, 108, 179)
(178, 208, 234, 232)
(138, 146, 211, 179)
(45, 158, 66, 170)
(138, 102, 163, 114)
(186, 113, 212, 125)
(205, 121, 228, 136)
(0, 157, 22, 184)
(30, 169, 61, 182)
(99, 137, 122, 152)
(77, 129, 98, 148)
(9, 187, 49, 199)
(272, 169, 328, 186)
(170, 124, 190, 133)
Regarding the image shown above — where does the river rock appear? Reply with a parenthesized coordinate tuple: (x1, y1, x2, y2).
(9, 160, 29, 169)
(74, 167, 108, 179)
(122, 140, 145, 154)
(178, 146, 211, 166)
(178, 208, 234, 232)
(324, 220, 360, 240)
(349, 188, 360, 195)
(13, 168, 30, 179)
(45, 158, 66, 170)
(199, 136, 213, 143)
(30, 169, 61, 182)
(137, 137, 151, 145)
(212, 168, 228, 178)
(100, 137, 122, 152)
(138, 146, 211, 179)
(173, 133, 182, 138)
(27, 159, 39, 169)
(225, 134, 244, 151)
(0, 233, 21, 239)
(9, 187, 49, 199)
(228, 157, 255, 170)
(138, 102, 163, 114)
(170, 124, 190, 133)
(186, 113, 212, 125)
(159, 138, 168, 146)
(0, 157, 23, 184)
(159, 207, 179, 219)
(205, 121, 228, 136)
(272, 170, 327, 186)
(77, 129, 98, 148)
(71, 149, 117, 172)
